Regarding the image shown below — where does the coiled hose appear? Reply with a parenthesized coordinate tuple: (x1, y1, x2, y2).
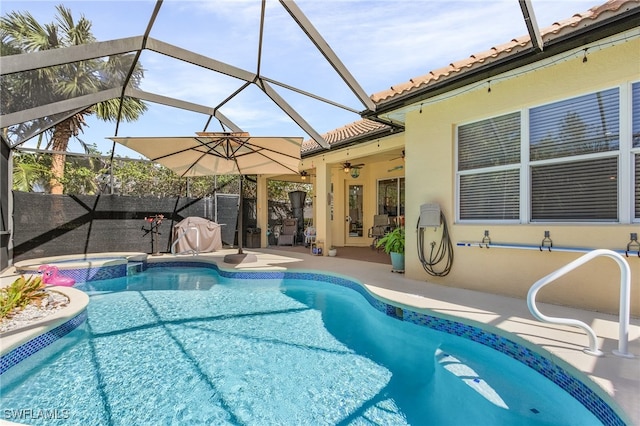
(417, 212, 454, 276)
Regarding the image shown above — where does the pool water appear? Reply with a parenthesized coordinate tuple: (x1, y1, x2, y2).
(1, 267, 601, 425)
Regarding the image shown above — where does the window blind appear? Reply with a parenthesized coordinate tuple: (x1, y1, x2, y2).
(458, 112, 520, 170)
(636, 154, 640, 219)
(531, 157, 618, 221)
(633, 82, 640, 148)
(459, 170, 519, 220)
(530, 88, 619, 161)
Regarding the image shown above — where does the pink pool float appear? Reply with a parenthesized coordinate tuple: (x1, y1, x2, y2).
(38, 265, 76, 287)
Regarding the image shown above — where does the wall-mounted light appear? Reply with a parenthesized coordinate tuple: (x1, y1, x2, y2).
(300, 170, 308, 181)
(350, 167, 360, 179)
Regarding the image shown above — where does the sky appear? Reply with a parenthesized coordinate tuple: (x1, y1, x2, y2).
(2, 0, 600, 159)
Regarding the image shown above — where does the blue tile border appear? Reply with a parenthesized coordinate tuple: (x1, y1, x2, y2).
(401, 310, 624, 426)
(0, 310, 87, 375)
(17, 259, 148, 284)
(1, 260, 626, 425)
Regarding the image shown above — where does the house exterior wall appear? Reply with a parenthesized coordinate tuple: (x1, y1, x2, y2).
(301, 132, 404, 250)
(403, 32, 640, 315)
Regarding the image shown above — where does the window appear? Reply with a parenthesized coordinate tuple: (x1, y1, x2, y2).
(348, 184, 363, 237)
(634, 155, 640, 219)
(457, 85, 637, 223)
(457, 113, 520, 221)
(530, 88, 619, 222)
(531, 158, 617, 221)
(633, 82, 640, 218)
(377, 177, 405, 224)
(459, 170, 519, 220)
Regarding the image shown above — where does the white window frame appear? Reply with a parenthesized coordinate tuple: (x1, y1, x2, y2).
(455, 111, 522, 224)
(456, 82, 639, 224)
(630, 81, 640, 222)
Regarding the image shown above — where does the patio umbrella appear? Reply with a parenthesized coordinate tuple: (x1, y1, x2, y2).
(109, 132, 303, 263)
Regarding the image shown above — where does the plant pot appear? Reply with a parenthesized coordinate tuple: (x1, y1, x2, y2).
(390, 252, 405, 273)
(328, 248, 337, 257)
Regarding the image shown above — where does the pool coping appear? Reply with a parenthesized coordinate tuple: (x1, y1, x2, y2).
(0, 284, 89, 354)
(0, 252, 634, 426)
(12, 252, 148, 272)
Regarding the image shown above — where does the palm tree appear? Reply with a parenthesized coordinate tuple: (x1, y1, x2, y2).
(1, 4, 147, 194)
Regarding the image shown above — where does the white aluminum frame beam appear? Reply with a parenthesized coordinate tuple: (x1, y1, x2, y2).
(126, 88, 242, 132)
(279, 0, 376, 113)
(0, 87, 243, 133)
(0, 88, 122, 128)
(257, 79, 329, 148)
(519, 0, 544, 51)
(145, 38, 257, 83)
(0, 37, 144, 75)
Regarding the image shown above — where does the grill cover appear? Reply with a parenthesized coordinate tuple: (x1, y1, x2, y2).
(173, 217, 222, 253)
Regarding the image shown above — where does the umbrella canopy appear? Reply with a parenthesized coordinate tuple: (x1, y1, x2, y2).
(109, 132, 304, 264)
(109, 132, 303, 177)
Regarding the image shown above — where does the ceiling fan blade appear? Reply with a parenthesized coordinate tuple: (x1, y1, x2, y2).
(389, 150, 405, 161)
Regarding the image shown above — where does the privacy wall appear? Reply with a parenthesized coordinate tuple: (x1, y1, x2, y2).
(10, 192, 232, 262)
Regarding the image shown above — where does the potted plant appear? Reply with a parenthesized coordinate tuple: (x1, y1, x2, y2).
(328, 246, 337, 257)
(376, 226, 405, 273)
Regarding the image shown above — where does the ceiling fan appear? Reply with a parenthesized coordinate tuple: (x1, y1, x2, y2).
(387, 150, 405, 172)
(340, 162, 365, 179)
(342, 162, 364, 173)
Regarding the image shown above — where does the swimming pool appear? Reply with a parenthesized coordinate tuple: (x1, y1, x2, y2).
(0, 265, 620, 425)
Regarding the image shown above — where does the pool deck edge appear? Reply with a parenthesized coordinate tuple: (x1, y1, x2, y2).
(0, 278, 89, 356)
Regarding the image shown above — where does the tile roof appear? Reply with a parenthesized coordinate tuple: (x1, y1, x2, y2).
(302, 0, 638, 154)
(301, 118, 393, 154)
(372, 0, 639, 104)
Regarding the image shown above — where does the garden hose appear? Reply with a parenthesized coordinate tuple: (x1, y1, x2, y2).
(417, 212, 454, 276)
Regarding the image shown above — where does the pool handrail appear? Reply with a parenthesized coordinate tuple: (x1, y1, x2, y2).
(171, 226, 200, 255)
(527, 249, 633, 358)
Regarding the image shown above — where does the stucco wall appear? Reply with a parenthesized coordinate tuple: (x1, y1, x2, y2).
(403, 33, 640, 315)
(301, 133, 404, 249)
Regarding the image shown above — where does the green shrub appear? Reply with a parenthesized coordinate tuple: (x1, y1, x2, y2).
(0, 275, 46, 320)
(376, 226, 405, 254)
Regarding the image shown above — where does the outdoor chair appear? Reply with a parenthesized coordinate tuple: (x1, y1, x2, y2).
(277, 218, 298, 246)
(303, 226, 316, 247)
(368, 214, 390, 249)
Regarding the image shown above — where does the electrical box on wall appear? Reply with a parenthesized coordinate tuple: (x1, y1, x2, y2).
(419, 203, 441, 228)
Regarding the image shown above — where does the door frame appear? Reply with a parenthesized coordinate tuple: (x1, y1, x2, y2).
(345, 181, 365, 246)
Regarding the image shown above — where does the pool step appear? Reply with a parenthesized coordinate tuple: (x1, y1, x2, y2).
(127, 261, 145, 275)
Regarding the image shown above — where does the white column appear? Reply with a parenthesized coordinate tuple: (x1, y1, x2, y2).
(314, 162, 332, 255)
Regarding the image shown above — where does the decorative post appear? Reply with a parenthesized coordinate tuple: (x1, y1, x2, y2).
(142, 214, 164, 256)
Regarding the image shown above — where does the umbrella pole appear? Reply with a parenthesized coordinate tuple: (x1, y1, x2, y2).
(238, 175, 244, 255)
(224, 175, 257, 264)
